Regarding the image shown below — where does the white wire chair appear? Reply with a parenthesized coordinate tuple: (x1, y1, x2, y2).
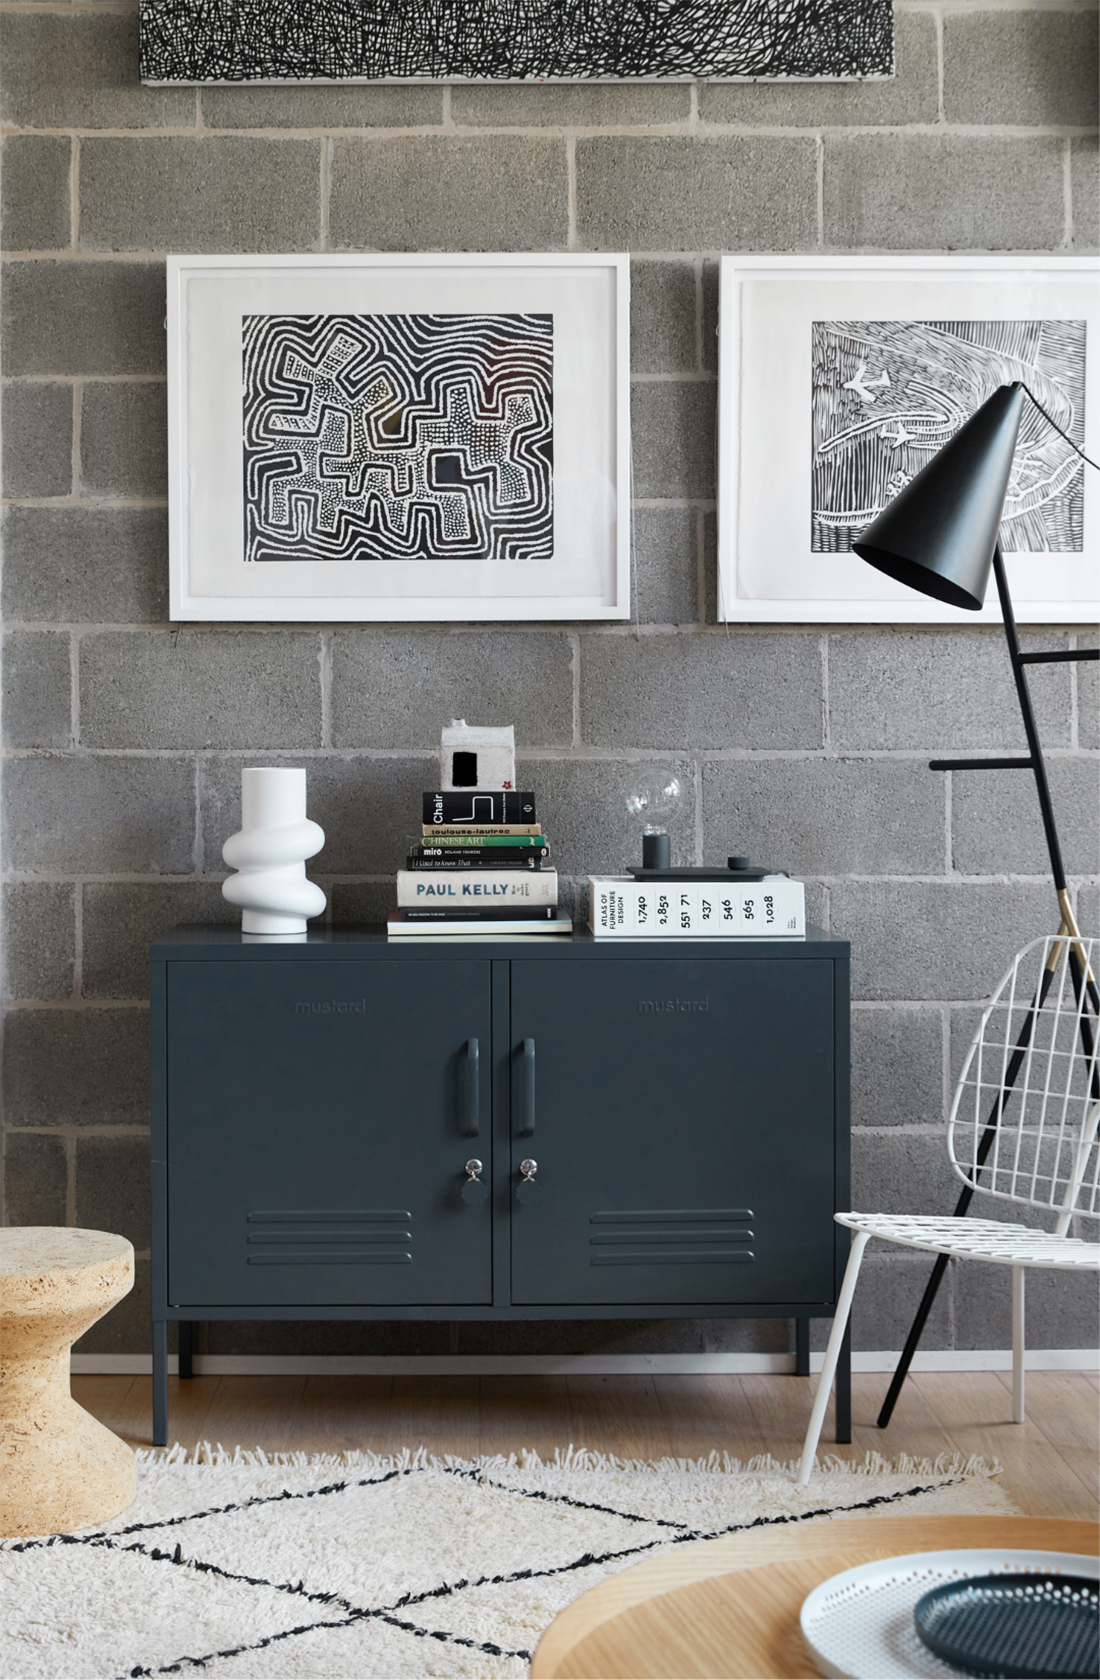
(797, 933, 1100, 1487)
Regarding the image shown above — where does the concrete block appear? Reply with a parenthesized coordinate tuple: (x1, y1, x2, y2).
(631, 380, 716, 500)
(1, 136, 70, 251)
(80, 383, 167, 499)
(82, 880, 231, 999)
(830, 881, 1054, 1002)
(74, 1261, 151, 1355)
(702, 758, 943, 875)
(1079, 885, 1099, 932)
(701, 261, 718, 375)
(952, 756, 1099, 878)
(2, 630, 71, 748)
(330, 136, 567, 250)
(80, 631, 323, 750)
(954, 1258, 1099, 1352)
(1, 507, 169, 624)
(75, 1135, 150, 1253)
(700, 12, 938, 128)
(575, 135, 816, 252)
(1, 382, 72, 497)
(1079, 633, 1099, 750)
(702, 509, 718, 624)
(2, 1007, 149, 1126)
(330, 631, 572, 750)
(201, 753, 426, 876)
(824, 136, 1066, 251)
(329, 881, 398, 927)
(632, 505, 698, 626)
(456, 1318, 704, 1354)
(852, 1129, 959, 1218)
(451, 81, 690, 127)
(1, 261, 166, 376)
(2, 1132, 68, 1228)
(204, 1319, 451, 1356)
(515, 755, 696, 876)
(944, 11, 1098, 129)
(1, 882, 76, 1001)
(851, 1006, 944, 1129)
(631, 260, 698, 375)
(582, 631, 820, 750)
(201, 83, 442, 129)
(80, 138, 321, 253)
(829, 629, 1071, 751)
(2, 755, 195, 873)
(844, 1249, 953, 1354)
(1072, 138, 1099, 249)
(0, 11, 193, 129)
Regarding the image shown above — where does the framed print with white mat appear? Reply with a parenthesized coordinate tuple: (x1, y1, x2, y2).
(717, 255, 1098, 623)
(168, 253, 630, 621)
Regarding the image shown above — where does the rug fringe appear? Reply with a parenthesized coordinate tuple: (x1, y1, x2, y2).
(135, 1441, 1002, 1481)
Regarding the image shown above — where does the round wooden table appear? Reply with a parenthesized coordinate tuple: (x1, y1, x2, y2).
(531, 1515, 1099, 1679)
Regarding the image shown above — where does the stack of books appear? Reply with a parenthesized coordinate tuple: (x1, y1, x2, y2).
(388, 789, 572, 936)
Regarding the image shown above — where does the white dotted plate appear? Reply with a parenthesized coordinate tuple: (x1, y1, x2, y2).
(800, 1548, 1099, 1679)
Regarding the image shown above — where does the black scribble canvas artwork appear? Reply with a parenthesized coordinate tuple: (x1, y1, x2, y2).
(811, 320, 1087, 554)
(243, 314, 553, 563)
(140, 0, 894, 82)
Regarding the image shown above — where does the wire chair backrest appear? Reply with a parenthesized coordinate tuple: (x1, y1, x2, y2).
(948, 935, 1100, 1224)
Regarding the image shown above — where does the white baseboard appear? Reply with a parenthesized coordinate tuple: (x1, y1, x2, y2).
(70, 1349, 1100, 1377)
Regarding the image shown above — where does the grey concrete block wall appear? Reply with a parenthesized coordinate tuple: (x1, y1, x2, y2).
(2, 2, 1097, 1362)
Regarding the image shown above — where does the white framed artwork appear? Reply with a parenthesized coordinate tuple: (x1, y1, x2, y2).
(717, 255, 1099, 623)
(167, 252, 630, 621)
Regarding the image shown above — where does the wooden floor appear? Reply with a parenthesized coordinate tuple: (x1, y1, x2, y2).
(75, 1368, 1100, 1522)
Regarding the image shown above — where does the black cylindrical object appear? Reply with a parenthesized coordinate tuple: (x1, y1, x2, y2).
(642, 831, 670, 869)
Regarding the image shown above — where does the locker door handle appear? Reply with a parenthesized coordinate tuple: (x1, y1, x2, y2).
(460, 1038, 480, 1137)
(515, 1038, 536, 1137)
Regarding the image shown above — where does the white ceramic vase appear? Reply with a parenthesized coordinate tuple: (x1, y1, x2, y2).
(222, 768, 326, 935)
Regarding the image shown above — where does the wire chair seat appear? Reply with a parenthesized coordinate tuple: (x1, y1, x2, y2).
(797, 934, 1099, 1487)
(835, 1212, 1100, 1270)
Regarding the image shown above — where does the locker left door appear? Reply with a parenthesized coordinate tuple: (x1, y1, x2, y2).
(166, 959, 492, 1307)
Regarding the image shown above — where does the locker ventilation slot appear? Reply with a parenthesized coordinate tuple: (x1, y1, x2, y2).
(246, 1210, 412, 1265)
(590, 1209, 754, 1266)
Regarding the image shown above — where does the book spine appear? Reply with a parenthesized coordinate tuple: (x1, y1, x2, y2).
(397, 869, 558, 908)
(396, 905, 557, 922)
(423, 791, 536, 826)
(587, 878, 805, 938)
(420, 825, 543, 839)
(410, 846, 548, 866)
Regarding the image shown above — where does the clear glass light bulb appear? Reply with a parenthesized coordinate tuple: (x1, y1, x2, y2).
(624, 766, 684, 831)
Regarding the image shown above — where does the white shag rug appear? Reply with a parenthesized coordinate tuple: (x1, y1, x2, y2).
(3, 1444, 1015, 1680)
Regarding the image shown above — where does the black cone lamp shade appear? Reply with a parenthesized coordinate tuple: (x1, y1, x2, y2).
(852, 382, 1026, 610)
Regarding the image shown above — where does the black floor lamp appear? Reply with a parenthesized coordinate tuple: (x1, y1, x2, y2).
(847, 380, 1099, 1427)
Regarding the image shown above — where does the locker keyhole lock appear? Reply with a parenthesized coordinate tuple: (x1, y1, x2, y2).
(516, 1158, 541, 1204)
(461, 1158, 487, 1206)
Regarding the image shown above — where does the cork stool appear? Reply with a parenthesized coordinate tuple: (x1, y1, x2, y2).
(0, 1227, 136, 1538)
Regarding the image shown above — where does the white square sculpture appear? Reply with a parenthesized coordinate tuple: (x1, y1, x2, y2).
(440, 720, 516, 792)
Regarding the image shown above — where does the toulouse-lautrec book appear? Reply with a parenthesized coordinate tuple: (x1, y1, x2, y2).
(397, 869, 558, 908)
(588, 876, 805, 939)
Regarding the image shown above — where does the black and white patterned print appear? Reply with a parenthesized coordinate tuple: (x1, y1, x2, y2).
(811, 318, 1088, 555)
(243, 313, 553, 564)
(139, 0, 895, 82)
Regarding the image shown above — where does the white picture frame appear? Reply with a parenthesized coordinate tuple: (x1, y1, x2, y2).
(167, 252, 631, 622)
(717, 255, 1099, 623)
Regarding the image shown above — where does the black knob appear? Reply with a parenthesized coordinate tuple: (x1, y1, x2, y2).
(728, 855, 751, 872)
